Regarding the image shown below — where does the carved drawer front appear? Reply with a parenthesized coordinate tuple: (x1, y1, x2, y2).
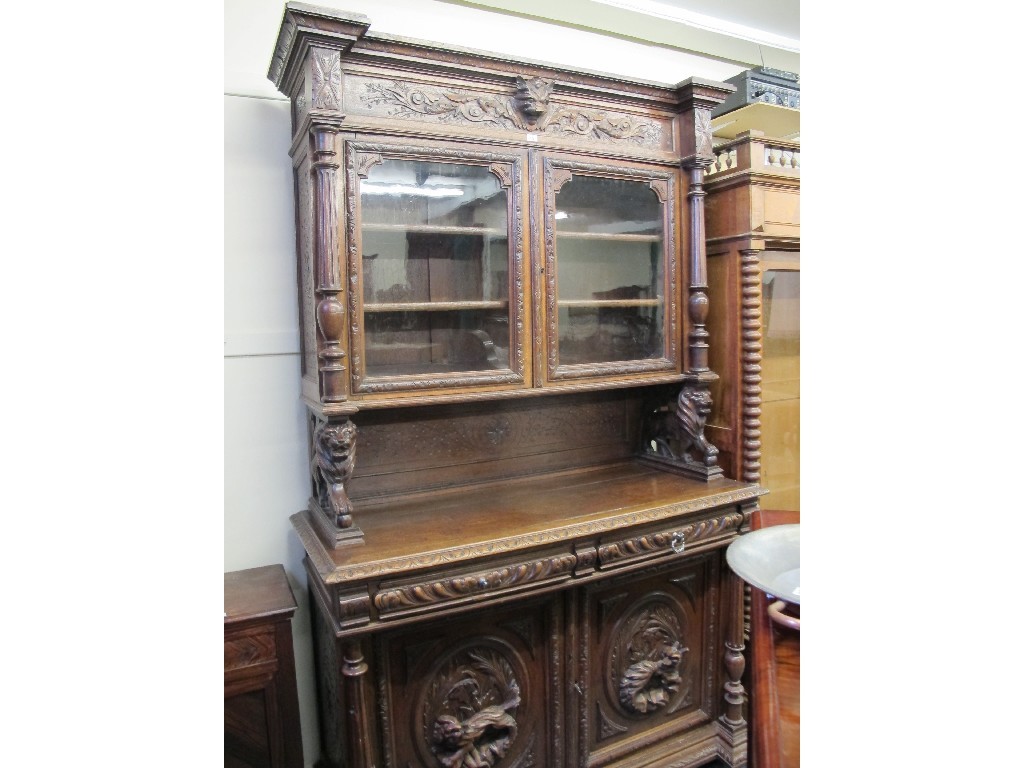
(577, 555, 718, 767)
(378, 598, 561, 768)
(224, 627, 277, 673)
(374, 552, 576, 619)
(596, 509, 744, 571)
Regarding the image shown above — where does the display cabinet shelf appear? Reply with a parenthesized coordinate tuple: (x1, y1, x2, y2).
(361, 222, 506, 236)
(363, 300, 508, 312)
(558, 299, 662, 308)
(555, 231, 662, 242)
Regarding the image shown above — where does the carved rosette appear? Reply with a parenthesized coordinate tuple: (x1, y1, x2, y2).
(311, 417, 357, 528)
(612, 603, 689, 715)
(424, 648, 522, 768)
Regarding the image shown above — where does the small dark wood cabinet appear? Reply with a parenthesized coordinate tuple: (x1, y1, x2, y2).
(225, 565, 304, 768)
(267, 5, 765, 766)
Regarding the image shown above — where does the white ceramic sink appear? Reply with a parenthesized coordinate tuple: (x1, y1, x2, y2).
(725, 524, 800, 604)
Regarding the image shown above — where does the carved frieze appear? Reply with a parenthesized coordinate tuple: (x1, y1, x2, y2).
(358, 78, 663, 147)
(425, 649, 522, 768)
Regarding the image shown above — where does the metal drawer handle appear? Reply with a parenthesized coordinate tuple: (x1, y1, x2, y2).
(671, 532, 686, 554)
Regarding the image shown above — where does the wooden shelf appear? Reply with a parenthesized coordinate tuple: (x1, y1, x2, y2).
(362, 223, 506, 236)
(556, 230, 660, 242)
(364, 301, 508, 312)
(559, 299, 662, 308)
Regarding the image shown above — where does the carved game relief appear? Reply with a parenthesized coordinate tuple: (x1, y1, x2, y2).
(424, 648, 523, 768)
(613, 603, 690, 716)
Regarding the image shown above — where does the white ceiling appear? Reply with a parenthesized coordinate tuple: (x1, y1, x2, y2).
(624, 0, 799, 43)
(449, 0, 800, 72)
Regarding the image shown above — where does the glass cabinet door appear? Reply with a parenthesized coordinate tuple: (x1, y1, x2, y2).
(350, 146, 526, 393)
(542, 159, 678, 381)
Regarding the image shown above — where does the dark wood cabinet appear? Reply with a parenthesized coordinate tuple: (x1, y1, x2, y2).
(225, 565, 304, 768)
(267, 4, 764, 766)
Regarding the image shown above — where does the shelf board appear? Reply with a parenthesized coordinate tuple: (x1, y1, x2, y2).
(362, 223, 506, 236)
(364, 300, 508, 312)
(556, 230, 660, 242)
(559, 299, 662, 308)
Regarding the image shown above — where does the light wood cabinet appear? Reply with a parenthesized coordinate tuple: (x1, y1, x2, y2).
(704, 130, 799, 510)
(267, 4, 764, 766)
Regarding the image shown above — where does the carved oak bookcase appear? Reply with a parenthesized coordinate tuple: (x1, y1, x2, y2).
(268, 5, 764, 767)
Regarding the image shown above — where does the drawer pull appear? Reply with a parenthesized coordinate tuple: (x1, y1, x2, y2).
(671, 533, 686, 554)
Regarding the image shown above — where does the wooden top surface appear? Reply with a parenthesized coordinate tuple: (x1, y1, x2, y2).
(296, 461, 764, 583)
(224, 564, 297, 625)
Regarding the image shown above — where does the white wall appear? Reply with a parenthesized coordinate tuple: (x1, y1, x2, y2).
(223, 2, 751, 763)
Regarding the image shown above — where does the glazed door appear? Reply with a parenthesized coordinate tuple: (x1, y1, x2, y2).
(537, 155, 680, 386)
(348, 141, 529, 396)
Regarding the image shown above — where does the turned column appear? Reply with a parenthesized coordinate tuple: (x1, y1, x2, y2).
(342, 639, 374, 768)
(739, 248, 764, 485)
(310, 117, 348, 404)
(672, 79, 734, 478)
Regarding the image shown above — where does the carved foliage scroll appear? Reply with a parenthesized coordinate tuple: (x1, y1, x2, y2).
(360, 78, 663, 147)
(425, 649, 522, 768)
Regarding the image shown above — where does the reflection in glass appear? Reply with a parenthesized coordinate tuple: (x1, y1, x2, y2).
(359, 158, 511, 378)
(554, 175, 665, 365)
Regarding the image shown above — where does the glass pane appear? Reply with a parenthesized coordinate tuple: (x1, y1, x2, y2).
(760, 268, 799, 511)
(363, 310, 510, 376)
(554, 175, 665, 365)
(360, 158, 511, 377)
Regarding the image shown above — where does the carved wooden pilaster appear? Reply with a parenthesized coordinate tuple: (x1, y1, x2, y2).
(720, 569, 747, 731)
(740, 249, 764, 484)
(341, 639, 374, 768)
(684, 161, 713, 374)
(311, 119, 348, 403)
(309, 412, 365, 548)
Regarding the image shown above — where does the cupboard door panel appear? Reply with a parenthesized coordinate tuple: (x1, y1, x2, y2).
(578, 555, 719, 766)
(378, 599, 563, 768)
